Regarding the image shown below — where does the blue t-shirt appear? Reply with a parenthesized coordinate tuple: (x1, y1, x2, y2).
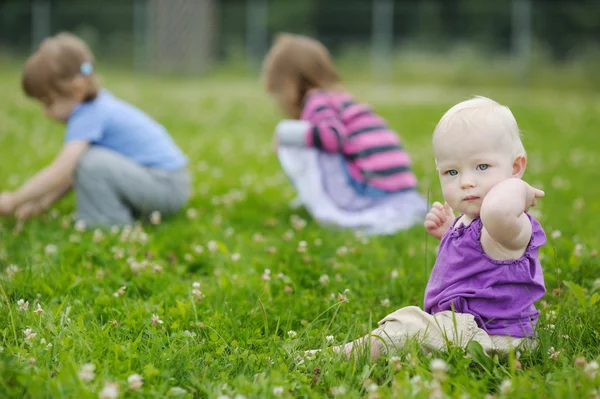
(65, 89, 188, 170)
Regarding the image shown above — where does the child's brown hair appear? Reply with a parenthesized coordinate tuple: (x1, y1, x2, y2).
(262, 33, 341, 118)
(22, 32, 100, 103)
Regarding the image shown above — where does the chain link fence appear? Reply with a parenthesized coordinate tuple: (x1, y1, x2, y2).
(1, 0, 599, 85)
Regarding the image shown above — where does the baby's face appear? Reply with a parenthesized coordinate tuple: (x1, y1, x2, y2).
(434, 129, 517, 220)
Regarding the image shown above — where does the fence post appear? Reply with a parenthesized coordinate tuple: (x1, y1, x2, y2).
(146, 0, 215, 74)
(31, 0, 51, 51)
(133, 0, 149, 70)
(512, 0, 532, 84)
(246, 0, 268, 73)
(372, 0, 394, 81)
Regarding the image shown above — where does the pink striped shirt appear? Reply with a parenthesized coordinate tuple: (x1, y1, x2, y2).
(301, 90, 417, 193)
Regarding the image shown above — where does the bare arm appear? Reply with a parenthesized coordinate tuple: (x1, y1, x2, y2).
(480, 178, 544, 251)
(14, 183, 72, 221)
(9, 141, 89, 208)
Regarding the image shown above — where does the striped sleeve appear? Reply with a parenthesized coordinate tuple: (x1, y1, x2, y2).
(302, 93, 346, 152)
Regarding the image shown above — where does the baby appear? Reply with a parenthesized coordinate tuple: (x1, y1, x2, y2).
(307, 96, 546, 360)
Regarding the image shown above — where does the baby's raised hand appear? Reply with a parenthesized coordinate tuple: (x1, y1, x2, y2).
(424, 201, 455, 240)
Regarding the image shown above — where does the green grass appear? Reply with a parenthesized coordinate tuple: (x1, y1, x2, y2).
(1, 65, 600, 398)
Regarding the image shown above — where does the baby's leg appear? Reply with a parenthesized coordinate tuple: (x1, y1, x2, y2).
(306, 306, 489, 361)
(74, 147, 190, 226)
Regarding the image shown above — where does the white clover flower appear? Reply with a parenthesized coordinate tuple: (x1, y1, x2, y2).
(430, 358, 448, 381)
(45, 244, 58, 255)
(319, 274, 330, 286)
(93, 229, 104, 243)
(149, 211, 161, 225)
(186, 208, 198, 219)
(192, 282, 201, 289)
(17, 299, 29, 312)
(34, 303, 44, 315)
(336, 246, 348, 256)
(261, 269, 271, 281)
(5, 264, 19, 279)
(150, 314, 164, 326)
(380, 298, 390, 308)
(287, 330, 297, 338)
(208, 241, 219, 252)
(99, 381, 119, 399)
(547, 346, 561, 360)
(326, 335, 335, 343)
(74, 220, 86, 232)
(193, 245, 204, 254)
(113, 286, 126, 298)
(431, 358, 448, 372)
(23, 328, 36, 343)
(231, 253, 240, 262)
(78, 363, 96, 382)
(127, 373, 143, 390)
(273, 386, 284, 396)
(366, 383, 378, 392)
(192, 289, 204, 301)
(585, 361, 599, 378)
(499, 379, 512, 395)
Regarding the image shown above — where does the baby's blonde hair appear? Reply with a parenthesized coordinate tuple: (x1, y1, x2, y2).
(22, 32, 100, 102)
(433, 96, 526, 157)
(262, 33, 341, 118)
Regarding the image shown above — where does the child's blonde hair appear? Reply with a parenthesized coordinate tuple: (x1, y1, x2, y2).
(262, 33, 341, 118)
(433, 96, 526, 158)
(22, 32, 100, 102)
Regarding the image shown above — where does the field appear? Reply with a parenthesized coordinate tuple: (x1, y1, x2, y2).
(1, 64, 600, 398)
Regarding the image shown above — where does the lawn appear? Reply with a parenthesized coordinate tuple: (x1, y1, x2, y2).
(1, 64, 600, 398)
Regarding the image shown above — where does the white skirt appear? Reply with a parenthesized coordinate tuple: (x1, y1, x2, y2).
(278, 146, 427, 236)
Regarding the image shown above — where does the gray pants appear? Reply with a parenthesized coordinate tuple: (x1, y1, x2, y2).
(74, 147, 191, 226)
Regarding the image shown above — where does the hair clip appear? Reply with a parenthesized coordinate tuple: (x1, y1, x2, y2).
(80, 62, 93, 76)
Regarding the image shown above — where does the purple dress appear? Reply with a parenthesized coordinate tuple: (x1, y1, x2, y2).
(423, 214, 546, 337)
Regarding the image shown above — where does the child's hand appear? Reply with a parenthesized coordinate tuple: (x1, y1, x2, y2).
(15, 201, 41, 221)
(0, 192, 16, 216)
(424, 201, 455, 240)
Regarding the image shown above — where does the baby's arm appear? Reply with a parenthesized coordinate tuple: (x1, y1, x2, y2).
(480, 178, 544, 252)
(5, 141, 89, 213)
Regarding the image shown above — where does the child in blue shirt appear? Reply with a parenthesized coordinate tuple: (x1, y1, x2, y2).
(0, 32, 190, 227)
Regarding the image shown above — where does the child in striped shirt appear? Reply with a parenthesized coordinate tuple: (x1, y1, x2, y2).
(262, 33, 427, 235)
